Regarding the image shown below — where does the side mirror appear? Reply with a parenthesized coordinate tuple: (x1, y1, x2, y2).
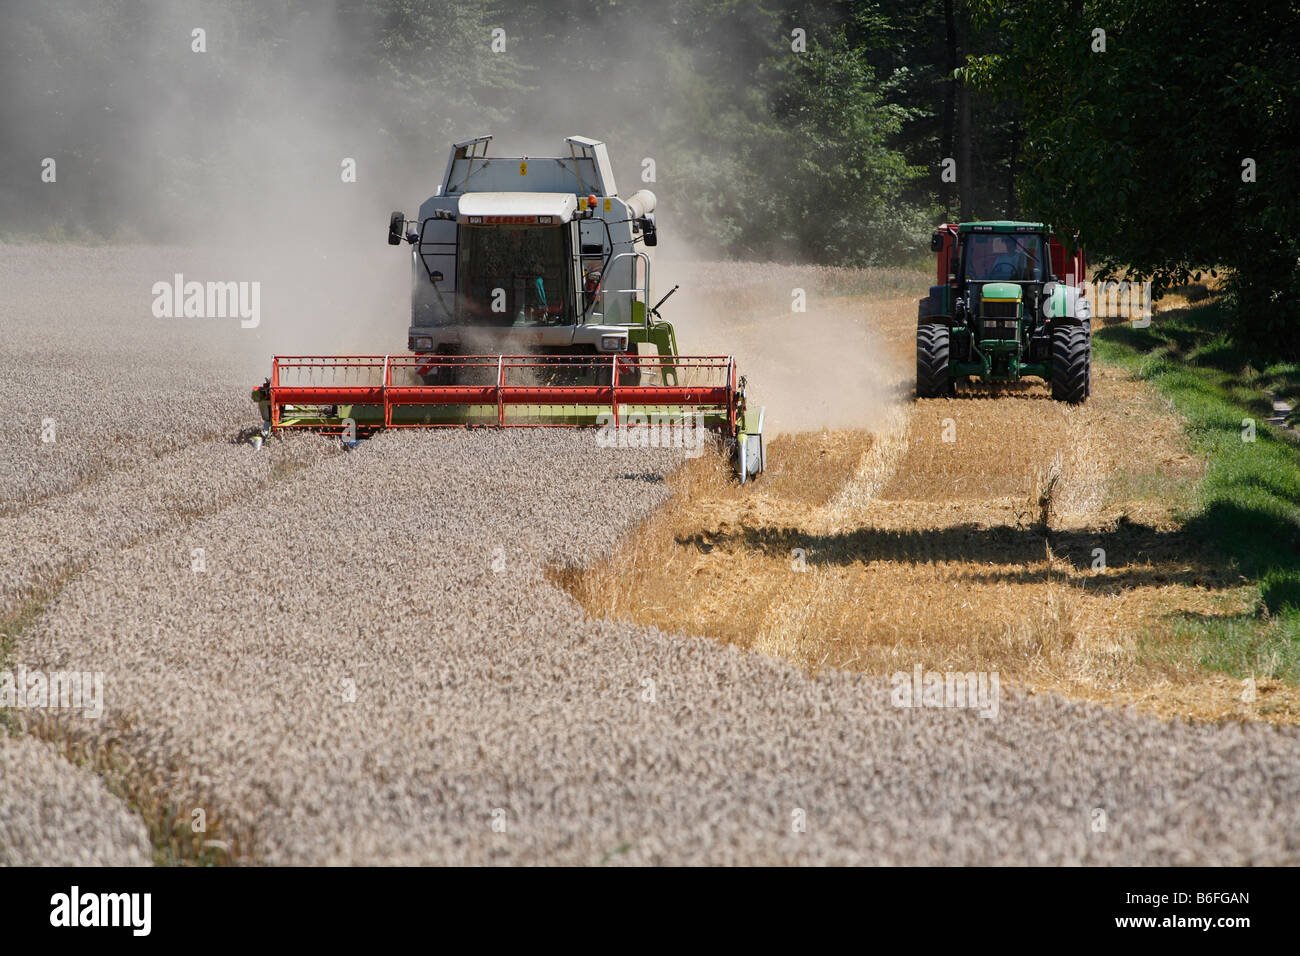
(388, 211, 405, 246)
(639, 213, 658, 247)
(930, 232, 944, 252)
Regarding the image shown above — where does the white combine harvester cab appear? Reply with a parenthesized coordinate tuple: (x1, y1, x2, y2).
(392, 134, 660, 361)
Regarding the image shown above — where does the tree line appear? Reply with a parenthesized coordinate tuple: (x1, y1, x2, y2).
(1, 1, 1292, 352)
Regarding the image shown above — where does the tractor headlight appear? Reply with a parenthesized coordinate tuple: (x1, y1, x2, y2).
(410, 335, 433, 351)
(600, 335, 626, 352)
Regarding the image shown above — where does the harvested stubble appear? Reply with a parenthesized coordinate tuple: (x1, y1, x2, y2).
(563, 292, 1291, 722)
(0, 730, 152, 866)
(16, 428, 1300, 864)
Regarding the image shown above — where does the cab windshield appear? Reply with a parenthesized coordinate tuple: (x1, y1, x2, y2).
(457, 225, 571, 326)
(962, 233, 1047, 282)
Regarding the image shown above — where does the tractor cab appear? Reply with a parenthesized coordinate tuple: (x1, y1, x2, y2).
(961, 229, 1049, 284)
(959, 224, 1053, 360)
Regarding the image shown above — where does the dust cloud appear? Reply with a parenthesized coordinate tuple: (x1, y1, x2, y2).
(653, 250, 912, 435)
(2, 2, 912, 429)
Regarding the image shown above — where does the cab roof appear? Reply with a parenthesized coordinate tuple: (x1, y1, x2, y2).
(957, 220, 1047, 233)
(457, 191, 578, 223)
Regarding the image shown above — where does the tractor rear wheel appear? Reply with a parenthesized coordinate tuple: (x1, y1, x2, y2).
(1084, 321, 1093, 397)
(916, 322, 953, 398)
(1050, 323, 1090, 404)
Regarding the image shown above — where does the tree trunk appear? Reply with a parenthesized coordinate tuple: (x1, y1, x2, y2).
(958, 83, 972, 219)
(957, 5, 972, 220)
(1007, 117, 1019, 216)
(942, 0, 957, 216)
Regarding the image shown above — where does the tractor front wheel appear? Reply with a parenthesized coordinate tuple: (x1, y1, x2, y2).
(1050, 324, 1091, 404)
(916, 322, 953, 398)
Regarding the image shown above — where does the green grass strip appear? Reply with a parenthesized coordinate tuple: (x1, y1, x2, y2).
(1095, 299, 1300, 680)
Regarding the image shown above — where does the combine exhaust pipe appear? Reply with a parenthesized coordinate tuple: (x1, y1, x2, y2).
(623, 189, 656, 220)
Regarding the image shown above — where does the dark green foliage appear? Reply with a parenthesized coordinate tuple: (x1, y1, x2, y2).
(1095, 298, 1300, 675)
(658, 7, 931, 262)
(967, 0, 1300, 356)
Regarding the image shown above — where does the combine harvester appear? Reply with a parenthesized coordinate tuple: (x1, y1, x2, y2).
(253, 135, 766, 480)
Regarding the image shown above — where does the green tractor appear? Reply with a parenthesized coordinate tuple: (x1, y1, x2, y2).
(916, 221, 1092, 402)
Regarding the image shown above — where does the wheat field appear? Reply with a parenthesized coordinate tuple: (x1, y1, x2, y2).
(5, 246, 1300, 866)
